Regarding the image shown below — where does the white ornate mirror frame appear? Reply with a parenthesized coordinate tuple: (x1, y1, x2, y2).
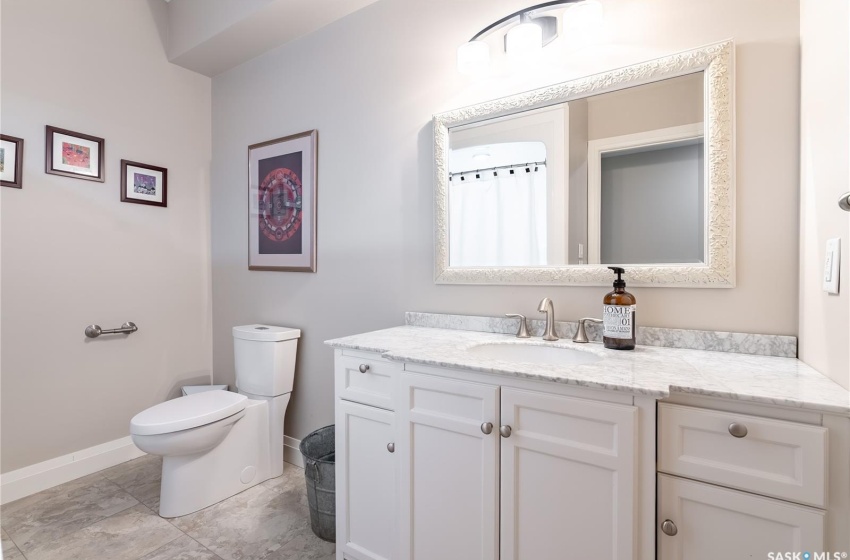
(434, 40, 735, 287)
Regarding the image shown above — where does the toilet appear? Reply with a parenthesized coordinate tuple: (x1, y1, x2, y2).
(130, 324, 300, 518)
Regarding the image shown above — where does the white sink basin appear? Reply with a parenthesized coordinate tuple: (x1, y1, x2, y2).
(466, 343, 604, 366)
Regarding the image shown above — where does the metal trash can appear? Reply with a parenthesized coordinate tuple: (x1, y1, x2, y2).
(300, 425, 336, 542)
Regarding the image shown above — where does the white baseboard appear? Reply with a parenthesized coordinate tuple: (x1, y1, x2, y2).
(0, 436, 145, 505)
(2, 434, 305, 504)
(283, 435, 303, 468)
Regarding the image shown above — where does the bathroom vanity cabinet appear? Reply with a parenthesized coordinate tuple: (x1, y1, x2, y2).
(332, 343, 850, 560)
(335, 353, 401, 560)
(655, 402, 830, 559)
(397, 371, 640, 560)
(334, 349, 656, 560)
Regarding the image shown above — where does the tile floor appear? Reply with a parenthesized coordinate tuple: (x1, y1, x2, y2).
(0, 456, 335, 560)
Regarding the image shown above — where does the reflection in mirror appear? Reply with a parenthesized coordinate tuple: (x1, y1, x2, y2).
(449, 141, 548, 266)
(435, 41, 734, 286)
(447, 72, 705, 268)
(598, 138, 704, 264)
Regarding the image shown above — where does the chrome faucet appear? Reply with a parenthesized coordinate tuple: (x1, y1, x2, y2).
(537, 298, 558, 341)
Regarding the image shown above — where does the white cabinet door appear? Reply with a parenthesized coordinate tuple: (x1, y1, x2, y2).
(499, 388, 638, 560)
(396, 373, 500, 560)
(657, 474, 825, 560)
(336, 400, 397, 560)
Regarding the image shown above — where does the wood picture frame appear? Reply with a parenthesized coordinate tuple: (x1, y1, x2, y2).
(1, 134, 24, 189)
(120, 160, 168, 208)
(248, 129, 318, 272)
(45, 125, 105, 182)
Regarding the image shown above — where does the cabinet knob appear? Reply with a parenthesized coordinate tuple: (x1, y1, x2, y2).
(387, 442, 395, 453)
(358, 364, 370, 373)
(481, 422, 493, 435)
(728, 422, 748, 438)
(499, 425, 512, 438)
(661, 519, 678, 536)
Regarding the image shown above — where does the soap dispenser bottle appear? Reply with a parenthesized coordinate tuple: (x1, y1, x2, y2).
(603, 267, 636, 350)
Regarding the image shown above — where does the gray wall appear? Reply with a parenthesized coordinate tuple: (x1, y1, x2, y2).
(210, 0, 803, 441)
(600, 143, 704, 264)
(1, 0, 213, 472)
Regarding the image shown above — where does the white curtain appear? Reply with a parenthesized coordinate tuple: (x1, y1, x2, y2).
(449, 166, 547, 267)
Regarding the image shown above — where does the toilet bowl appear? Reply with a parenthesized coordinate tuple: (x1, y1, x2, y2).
(130, 324, 300, 518)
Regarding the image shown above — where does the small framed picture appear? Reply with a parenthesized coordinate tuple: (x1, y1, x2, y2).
(1, 134, 24, 189)
(120, 160, 167, 207)
(45, 125, 105, 182)
(248, 129, 317, 272)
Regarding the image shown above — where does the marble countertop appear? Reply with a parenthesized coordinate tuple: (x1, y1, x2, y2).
(325, 326, 850, 415)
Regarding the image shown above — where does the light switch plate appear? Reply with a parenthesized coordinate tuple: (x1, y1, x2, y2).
(823, 238, 841, 294)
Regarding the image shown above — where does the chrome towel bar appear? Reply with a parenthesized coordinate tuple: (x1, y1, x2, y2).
(85, 322, 138, 338)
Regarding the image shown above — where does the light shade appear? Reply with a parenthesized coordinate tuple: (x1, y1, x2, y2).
(457, 40, 490, 75)
(563, 0, 604, 31)
(505, 22, 543, 58)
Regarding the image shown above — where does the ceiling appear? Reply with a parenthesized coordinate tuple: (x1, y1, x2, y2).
(163, 0, 379, 76)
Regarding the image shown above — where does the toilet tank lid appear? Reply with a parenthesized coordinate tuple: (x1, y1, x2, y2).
(233, 324, 301, 342)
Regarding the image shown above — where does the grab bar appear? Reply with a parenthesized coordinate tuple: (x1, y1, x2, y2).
(85, 322, 138, 338)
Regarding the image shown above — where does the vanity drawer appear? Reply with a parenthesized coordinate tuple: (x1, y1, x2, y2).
(657, 403, 827, 507)
(335, 352, 399, 411)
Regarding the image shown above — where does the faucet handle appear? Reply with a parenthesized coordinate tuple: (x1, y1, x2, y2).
(505, 314, 530, 338)
(573, 318, 603, 343)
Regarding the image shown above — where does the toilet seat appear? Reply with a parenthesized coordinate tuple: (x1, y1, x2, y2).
(131, 391, 248, 436)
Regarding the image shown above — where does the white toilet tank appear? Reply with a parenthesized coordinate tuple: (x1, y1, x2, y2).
(232, 325, 301, 397)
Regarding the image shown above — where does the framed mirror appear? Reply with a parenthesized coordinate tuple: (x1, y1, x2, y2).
(434, 41, 734, 287)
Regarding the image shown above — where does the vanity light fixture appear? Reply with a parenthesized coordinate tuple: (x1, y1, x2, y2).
(505, 18, 544, 58)
(457, 0, 604, 74)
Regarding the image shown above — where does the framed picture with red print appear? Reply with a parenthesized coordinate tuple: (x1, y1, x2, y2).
(45, 125, 105, 182)
(247, 130, 317, 272)
(0, 134, 24, 188)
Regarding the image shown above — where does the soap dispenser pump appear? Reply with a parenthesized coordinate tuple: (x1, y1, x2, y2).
(603, 267, 636, 350)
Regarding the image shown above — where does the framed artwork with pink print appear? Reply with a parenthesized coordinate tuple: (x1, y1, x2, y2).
(247, 130, 317, 272)
(45, 125, 105, 182)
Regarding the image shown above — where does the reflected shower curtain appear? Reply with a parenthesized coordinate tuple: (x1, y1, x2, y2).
(449, 166, 547, 267)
